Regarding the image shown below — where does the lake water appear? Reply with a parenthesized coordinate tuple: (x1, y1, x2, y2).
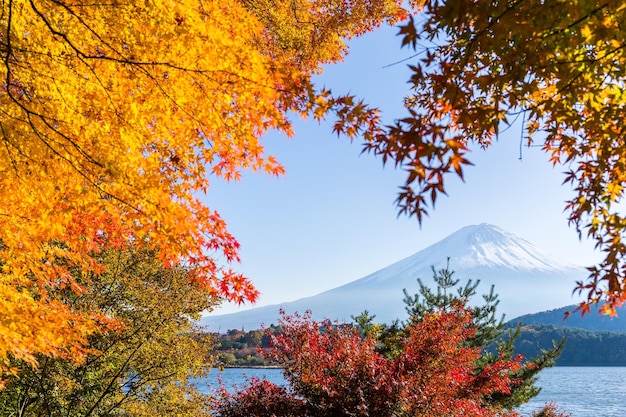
(516, 367, 626, 417)
(201, 367, 626, 417)
(198, 367, 285, 394)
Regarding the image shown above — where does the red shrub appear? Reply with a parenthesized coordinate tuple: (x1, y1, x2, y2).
(215, 307, 528, 417)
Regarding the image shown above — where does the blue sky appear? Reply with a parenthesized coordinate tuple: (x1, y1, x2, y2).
(204, 24, 601, 315)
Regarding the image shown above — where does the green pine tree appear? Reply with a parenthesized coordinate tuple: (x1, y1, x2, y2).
(354, 258, 564, 411)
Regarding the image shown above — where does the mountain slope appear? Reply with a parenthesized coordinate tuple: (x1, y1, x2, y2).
(511, 324, 626, 366)
(509, 304, 626, 333)
(202, 224, 587, 331)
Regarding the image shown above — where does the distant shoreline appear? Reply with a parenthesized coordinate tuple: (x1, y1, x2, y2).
(219, 365, 282, 369)
(214, 363, 626, 370)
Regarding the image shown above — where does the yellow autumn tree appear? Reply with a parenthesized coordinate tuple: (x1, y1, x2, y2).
(0, 248, 218, 417)
(0, 0, 405, 380)
(365, 0, 626, 314)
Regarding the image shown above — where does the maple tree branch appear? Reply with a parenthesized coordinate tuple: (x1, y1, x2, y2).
(1, 3, 150, 218)
(3, 5, 107, 172)
(543, 2, 610, 39)
(0, 121, 21, 176)
(47, 0, 128, 58)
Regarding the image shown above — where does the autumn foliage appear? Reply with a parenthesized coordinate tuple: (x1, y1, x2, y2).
(0, 0, 405, 376)
(7, 0, 623, 400)
(216, 266, 571, 417)
(216, 308, 524, 417)
(365, 0, 626, 314)
(0, 249, 218, 416)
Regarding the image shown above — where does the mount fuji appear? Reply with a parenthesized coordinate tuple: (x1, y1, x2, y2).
(201, 224, 588, 331)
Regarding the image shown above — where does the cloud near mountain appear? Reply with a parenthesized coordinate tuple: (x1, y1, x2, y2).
(201, 224, 587, 332)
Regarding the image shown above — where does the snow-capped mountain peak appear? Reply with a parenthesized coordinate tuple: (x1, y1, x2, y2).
(430, 223, 576, 272)
(202, 224, 587, 331)
(355, 224, 577, 288)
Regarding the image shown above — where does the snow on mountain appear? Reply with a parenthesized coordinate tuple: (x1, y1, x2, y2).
(201, 224, 588, 332)
(365, 224, 575, 281)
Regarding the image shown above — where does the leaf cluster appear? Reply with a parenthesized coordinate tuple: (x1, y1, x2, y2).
(363, 0, 626, 313)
